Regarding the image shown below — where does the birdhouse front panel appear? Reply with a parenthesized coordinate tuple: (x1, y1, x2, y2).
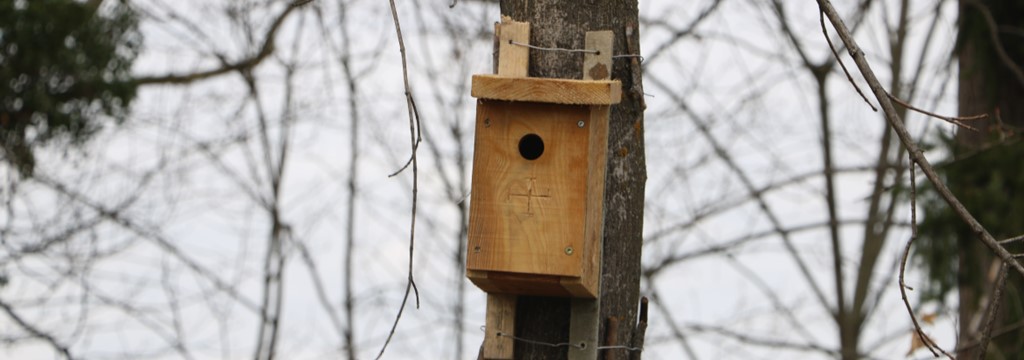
(467, 100, 590, 279)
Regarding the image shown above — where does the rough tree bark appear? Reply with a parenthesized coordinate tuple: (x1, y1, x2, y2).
(498, 1, 646, 359)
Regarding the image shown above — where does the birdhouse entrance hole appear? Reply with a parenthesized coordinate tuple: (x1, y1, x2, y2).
(518, 133, 544, 160)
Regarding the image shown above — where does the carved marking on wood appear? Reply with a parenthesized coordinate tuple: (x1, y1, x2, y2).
(508, 177, 550, 216)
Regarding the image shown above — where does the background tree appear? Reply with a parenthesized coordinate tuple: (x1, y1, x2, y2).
(918, 0, 1024, 357)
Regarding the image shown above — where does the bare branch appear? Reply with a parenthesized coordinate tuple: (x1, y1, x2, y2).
(887, 93, 987, 131)
(899, 159, 950, 358)
(376, 0, 422, 357)
(134, 1, 303, 86)
(998, 234, 1024, 245)
(0, 297, 74, 360)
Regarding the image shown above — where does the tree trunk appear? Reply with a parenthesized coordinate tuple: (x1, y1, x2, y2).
(498, 1, 646, 358)
(956, 0, 1024, 358)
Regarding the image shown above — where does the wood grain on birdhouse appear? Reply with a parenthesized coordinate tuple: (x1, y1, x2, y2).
(466, 99, 608, 298)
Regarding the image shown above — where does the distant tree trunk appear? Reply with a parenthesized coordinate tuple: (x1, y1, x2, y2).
(956, 0, 1024, 358)
(498, 1, 646, 358)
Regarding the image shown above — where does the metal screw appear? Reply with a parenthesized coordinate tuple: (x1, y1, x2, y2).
(484, 118, 491, 127)
(577, 120, 585, 128)
(564, 246, 574, 255)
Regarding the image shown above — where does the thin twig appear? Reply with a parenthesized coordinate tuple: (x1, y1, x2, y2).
(898, 159, 948, 358)
(376, 0, 421, 358)
(998, 234, 1024, 245)
(887, 93, 986, 131)
(819, 9, 877, 112)
(977, 262, 1010, 359)
(386, 89, 421, 176)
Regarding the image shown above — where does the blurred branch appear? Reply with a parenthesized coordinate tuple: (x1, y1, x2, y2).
(685, 323, 840, 357)
(646, 218, 876, 276)
(648, 74, 834, 315)
(641, 0, 724, 64)
(32, 174, 262, 313)
(644, 165, 876, 245)
(648, 289, 701, 359)
(0, 297, 74, 360)
(295, 241, 347, 341)
(134, 1, 305, 86)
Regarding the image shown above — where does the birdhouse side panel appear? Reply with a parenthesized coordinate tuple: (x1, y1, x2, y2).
(467, 101, 590, 278)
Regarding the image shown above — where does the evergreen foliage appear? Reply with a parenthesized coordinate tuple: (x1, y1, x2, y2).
(0, 0, 140, 176)
(917, 136, 1024, 303)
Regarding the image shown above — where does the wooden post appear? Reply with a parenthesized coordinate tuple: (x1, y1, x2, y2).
(483, 294, 517, 359)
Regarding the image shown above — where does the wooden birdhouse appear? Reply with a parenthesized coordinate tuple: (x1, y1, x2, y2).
(465, 19, 620, 299)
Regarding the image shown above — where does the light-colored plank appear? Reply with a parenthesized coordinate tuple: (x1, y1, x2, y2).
(580, 105, 610, 297)
(483, 294, 517, 360)
(472, 75, 622, 105)
(583, 31, 613, 81)
(556, 106, 609, 299)
(497, 17, 529, 77)
(568, 298, 600, 360)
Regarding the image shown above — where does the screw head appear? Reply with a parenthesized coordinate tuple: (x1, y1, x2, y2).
(577, 120, 585, 128)
(564, 246, 574, 255)
(484, 118, 491, 127)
